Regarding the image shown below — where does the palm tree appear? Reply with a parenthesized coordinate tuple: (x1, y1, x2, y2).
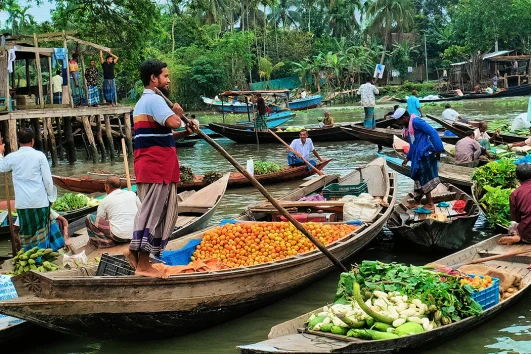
(5, 0, 22, 35)
(367, 0, 415, 65)
(268, 0, 300, 29)
(258, 57, 284, 87)
(291, 59, 312, 88)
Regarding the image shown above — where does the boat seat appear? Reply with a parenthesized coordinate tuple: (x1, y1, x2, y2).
(175, 216, 197, 228)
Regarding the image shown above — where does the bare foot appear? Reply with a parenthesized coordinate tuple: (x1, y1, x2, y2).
(407, 201, 420, 209)
(423, 203, 435, 211)
(123, 249, 138, 268)
(497, 235, 521, 245)
(135, 266, 164, 278)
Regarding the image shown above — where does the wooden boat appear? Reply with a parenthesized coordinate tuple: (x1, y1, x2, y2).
(0, 158, 397, 340)
(340, 125, 460, 148)
(387, 136, 475, 191)
(387, 183, 479, 250)
(392, 95, 463, 103)
(0, 321, 33, 344)
(66, 174, 230, 256)
(471, 182, 509, 233)
(427, 114, 527, 144)
(238, 235, 531, 354)
(52, 160, 332, 194)
(462, 84, 531, 99)
(279, 95, 323, 111)
(202, 95, 322, 112)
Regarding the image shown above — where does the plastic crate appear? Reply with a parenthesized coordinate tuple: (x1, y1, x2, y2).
(96, 254, 135, 276)
(322, 181, 368, 200)
(468, 274, 500, 310)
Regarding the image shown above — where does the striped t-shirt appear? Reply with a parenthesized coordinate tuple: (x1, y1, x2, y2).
(133, 89, 180, 184)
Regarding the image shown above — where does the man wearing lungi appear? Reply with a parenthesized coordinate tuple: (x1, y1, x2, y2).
(100, 50, 119, 105)
(392, 108, 444, 211)
(357, 77, 379, 128)
(0, 128, 69, 251)
(125, 59, 195, 278)
(85, 59, 100, 107)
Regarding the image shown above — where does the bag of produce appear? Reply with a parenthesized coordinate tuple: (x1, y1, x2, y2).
(246, 158, 254, 176)
(510, 113, 531, 131)
(342, 193, 380, 222)
(63, 250, 89, 268)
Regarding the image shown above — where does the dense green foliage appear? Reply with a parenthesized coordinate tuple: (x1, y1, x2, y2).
(2, 0, 531, 108)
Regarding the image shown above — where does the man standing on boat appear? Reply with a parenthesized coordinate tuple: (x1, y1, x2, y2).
(392, 108, 444, 210)
(0, 128, 69, 251)
(287, 129, 323, 167)
(85, 176, 139, 249)
(125, 59, 195, 278)
(254, 93, 268, 131)
(357, 77, 379, 128)
(498, 163, 531, 246)
(406, 90, 423, 117)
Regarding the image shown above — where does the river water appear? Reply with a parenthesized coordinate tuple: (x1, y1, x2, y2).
(8, 98, 531, 353)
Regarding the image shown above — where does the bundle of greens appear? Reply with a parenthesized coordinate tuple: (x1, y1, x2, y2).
(180, 165, 194, 183)
(472, 159, 518, 195)
(335, 261, 483, 325)
(479, 186, 514, 226)
(254, 161, 282, 175)
(203, 172, 222, 185)
(53, 193, 93, 212)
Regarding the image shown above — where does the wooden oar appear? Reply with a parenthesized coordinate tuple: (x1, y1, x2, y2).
(451, 246, 531, 269)
(0, 134, 17, 256)
(121, 138, 132, 191)
(154, 88, 347, 272)
(268, 129, 324, 176)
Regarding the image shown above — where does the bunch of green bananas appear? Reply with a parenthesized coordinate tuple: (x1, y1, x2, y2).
(10, 247, 59, 275)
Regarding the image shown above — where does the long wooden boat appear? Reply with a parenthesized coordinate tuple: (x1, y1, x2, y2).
(238, 235, 531, 354)
(52, 160, 331, 194)
(471, 182, 509, 233)
(387, 136, 474, 191)
(427, 114, 527, 144)
(387, 183, 479, 250)
(0, 158, 397, 340)
(202, 95, 322, 112)
(340, 125, 460, 148)
(392, 95, 463, 103)
(463, 84, 531, 99)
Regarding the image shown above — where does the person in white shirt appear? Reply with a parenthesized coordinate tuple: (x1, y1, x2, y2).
(441, 104, 463, 122)
(85, 176, 140, 248)
(51, 69, 63, 104)
(357, 77, 379, 128)
(300, 90, 307, 99)
(287, 129, 323, 167)
(0, 128, 69, 251)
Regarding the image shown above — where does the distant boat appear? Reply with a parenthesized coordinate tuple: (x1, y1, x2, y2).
(271, 95, 323, 111)
(201, 94, 322, 113)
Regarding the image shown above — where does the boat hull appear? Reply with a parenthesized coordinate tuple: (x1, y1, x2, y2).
(341, 126, 459, 148)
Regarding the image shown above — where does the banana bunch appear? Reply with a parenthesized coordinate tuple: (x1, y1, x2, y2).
(10, 247, 59, 275)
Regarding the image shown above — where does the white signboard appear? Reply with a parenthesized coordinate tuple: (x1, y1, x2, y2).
(374, 64, 385, 79)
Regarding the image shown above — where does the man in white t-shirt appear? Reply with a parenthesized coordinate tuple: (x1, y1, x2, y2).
(287, 129, 323, 167)
(441, 104, 462, 122)
(85, 176, 140, 248)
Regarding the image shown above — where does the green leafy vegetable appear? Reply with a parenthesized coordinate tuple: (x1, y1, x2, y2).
(472, 159, 518, 195)
(479, 186, 514, 226)
(53, 193, 89, 212)
(254, 161, 282, 175)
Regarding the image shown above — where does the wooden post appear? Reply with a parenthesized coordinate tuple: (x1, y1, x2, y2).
(95, 114, 106, 161)
(30, 118, 43, 151)
(25, 59, 30, 90)
(104, 115, 115, 161)
(48, 57, 53, 105)
(56, 117, 64, 160)
(7, 119, 17, 152)
(46, 118, 58, 167)
(63, 116, 76, 164)
(123, 112, 133, 157)
(63, 30, 74, 109)
(42, 118, 49, 155)
(80, 54, 89, 106)
(81, 115, 99, 163)
(33, 34, 45, 109)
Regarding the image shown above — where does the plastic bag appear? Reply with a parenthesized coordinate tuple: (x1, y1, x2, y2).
(342, 193, 380, 222)
(63, 250, 89, 268)
(511, 113, 531, 131)
(246, 158, 254, 176)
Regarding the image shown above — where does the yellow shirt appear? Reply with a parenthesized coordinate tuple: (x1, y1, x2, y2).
(52, 75, 63, 93)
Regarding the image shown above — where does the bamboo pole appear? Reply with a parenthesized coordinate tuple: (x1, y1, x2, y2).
(123, 113, 133, 157)
(0, 134, 17, 256)
(103, 115, 115, 161)
(7, 120, 17, 153)
(56, 118, 64, 160)
(80, 115, 98, 163)
(79, 54, 89, 106)
(154, 88, 347, 272)
(121, 138, 132, 191)
(30, 118, 43, 151)
(33, 34, 45, 109)
(48, 57, 53, 105)
(95, 114, 106, 161)
(268, 129, 324, 176)
(63, 30, 74, 109)
(46, 118, 58, 167)
(63, 116, 76, 164)
(42, 117, 49, 155)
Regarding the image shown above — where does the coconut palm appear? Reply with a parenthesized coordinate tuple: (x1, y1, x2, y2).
(367, 0, 415, 65)
(268, 0, 300, 29)
(258, 57, 284, 87)
(5, 0, 23, 35)
(292, 59, 312, 89)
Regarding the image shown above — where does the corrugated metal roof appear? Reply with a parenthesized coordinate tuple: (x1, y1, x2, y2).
(451, 50, 514, 66)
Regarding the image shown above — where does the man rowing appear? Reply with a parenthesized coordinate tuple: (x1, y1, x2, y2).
(125, 59, 196, 278)
(0, 128, 69, 251)
(287, 129, 324, 167)
(85, 176, 139, 248)
(454, 130, 489, 167)
(392, 108, 444, 211)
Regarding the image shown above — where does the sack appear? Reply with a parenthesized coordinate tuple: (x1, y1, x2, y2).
(342, 193, 380, 222)
(246, 158, 254, 176)
(0, 275, 24, 329)
(63, 250, 88, 268)
(511, 113, 531, 131)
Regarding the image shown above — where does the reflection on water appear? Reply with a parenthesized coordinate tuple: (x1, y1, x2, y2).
(5, 98, 531, 354)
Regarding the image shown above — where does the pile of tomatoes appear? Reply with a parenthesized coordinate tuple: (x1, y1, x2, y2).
(460, 275, 494, 290)
(191, 222, 358, 268)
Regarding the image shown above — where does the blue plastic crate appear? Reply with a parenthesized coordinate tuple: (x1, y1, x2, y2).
(468, 274, 500, 310)
(322, 181, 368, 200)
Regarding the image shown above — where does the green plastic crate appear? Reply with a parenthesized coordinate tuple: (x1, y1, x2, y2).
(323, 181, 368, 200)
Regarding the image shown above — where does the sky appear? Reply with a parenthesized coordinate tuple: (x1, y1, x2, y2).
(0, 1, 56, 25)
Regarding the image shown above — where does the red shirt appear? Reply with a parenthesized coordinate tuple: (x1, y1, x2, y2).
(510, 180, 531, 242)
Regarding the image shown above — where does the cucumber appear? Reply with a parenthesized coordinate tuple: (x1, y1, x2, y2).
(331, 326, 348, 335)
(371, 331, 399, 340)
(342, 316, 366, 328)
(373, 322, 393, 332)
